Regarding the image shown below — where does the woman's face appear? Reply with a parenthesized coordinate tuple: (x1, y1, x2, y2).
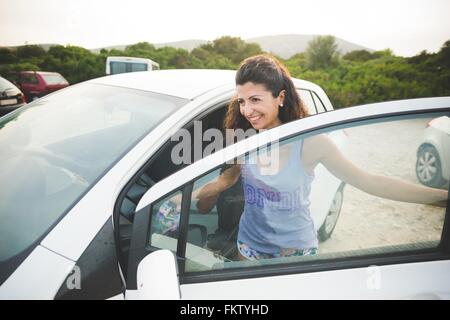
(236, 82, 285, 130)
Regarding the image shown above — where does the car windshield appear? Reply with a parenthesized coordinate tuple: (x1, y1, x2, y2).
(41, 73, 69, 85)
(0, 83, 187, 262)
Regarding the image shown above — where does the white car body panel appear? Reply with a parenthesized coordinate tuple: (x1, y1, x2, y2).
(89, 69, 236, 100)
(180, 260, 450, 299)
(0, 246, 75, 300)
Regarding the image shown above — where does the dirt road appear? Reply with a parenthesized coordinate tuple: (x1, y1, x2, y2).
(319, 117, 447, 253)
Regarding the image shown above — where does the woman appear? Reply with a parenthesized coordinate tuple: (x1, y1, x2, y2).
(194, 54, 448, 260)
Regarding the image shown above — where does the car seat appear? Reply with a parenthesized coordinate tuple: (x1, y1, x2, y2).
(206, 169, 245, 260)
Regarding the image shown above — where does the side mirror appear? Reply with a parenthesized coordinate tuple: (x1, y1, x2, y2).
(127, 249, 180, 300)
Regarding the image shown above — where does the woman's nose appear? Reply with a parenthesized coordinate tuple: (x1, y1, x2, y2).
(242, 103, 254, 116)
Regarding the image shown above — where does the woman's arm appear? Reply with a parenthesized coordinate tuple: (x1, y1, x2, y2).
(195, 165, 241, 214)
(312, 134, 448, 205)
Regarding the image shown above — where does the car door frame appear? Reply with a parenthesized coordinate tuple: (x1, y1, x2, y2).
(125, 97, 450, 298)
(114, 82, 330, 274)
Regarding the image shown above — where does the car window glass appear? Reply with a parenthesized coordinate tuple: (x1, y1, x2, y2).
(298, 89, 317, 115)
(148, 191, 182, 253)
(41, 74, 68, 85)
(0, 83, 187, 262)
(183, 113, 449, 273)
(130, 63, 148, 72)
(21, 73, 39, 84)
(312, 92, 326, 113)
(110, 62, 127, 74)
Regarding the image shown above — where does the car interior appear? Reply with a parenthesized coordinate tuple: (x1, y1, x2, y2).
(115, 103, 246, 270)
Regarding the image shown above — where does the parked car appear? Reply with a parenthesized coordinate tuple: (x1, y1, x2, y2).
(0, 76, 26, 116)
(0, 70, 448, 300)
(7, 71, 69, 102)
(416, 116, 450, 188)
(106, 56, 160, 75)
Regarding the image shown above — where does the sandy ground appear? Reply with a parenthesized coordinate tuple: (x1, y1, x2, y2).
(319, 117, 447, 253)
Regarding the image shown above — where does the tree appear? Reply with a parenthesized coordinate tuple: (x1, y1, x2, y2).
(199, 36, 263, 65)
(435, 40, 450, 69)
(305, 35, 340, 70)
(343, 50, 376, 62)
(190, 47, 235, 69)
(16, 45, 46, 60)
(0, 47, 18, 65)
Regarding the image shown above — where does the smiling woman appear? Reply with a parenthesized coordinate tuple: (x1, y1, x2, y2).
(0, 83, 186, 282)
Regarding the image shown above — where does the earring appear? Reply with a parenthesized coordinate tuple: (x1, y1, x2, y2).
(279, 103, 284, 107)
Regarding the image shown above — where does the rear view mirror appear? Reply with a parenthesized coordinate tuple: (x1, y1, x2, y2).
(129, 249, 180, 300)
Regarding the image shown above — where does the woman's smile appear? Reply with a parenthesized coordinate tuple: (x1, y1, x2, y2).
(248, 114, 263, 123)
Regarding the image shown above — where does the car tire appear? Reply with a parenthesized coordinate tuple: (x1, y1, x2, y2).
(416, 145, 445, 188)
(318, 183, 345, 242)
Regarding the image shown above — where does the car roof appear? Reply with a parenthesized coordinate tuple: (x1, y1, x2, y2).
(89, 69, 236, 100)
(19, 71, 62, 75)
(88, 69, 321, 100)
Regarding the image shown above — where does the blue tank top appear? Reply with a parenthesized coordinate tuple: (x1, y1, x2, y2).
(238, 139, 318, 253)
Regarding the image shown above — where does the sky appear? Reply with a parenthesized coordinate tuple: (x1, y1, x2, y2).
(1, 0, 449, 57)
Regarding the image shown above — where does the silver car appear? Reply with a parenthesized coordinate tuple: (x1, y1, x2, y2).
(416, 116, 450, 188)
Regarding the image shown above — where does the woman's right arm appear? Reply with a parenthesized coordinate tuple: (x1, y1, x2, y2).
(195, 165, 241, 214)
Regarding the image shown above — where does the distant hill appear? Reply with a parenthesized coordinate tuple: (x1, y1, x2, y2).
(155, 39, 207, 51)
(91, 34, 372, 58)
(4, 43, 59, 51)
(246, 34, 372, 58)
(90, 40, 208, 54)
(12, 35, 372, 59)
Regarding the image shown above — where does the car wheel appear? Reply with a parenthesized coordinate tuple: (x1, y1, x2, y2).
(318, 183, 345, 242)
(416, 145, 445, 188)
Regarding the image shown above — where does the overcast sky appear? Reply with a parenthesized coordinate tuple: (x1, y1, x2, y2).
(1, 0, 449, 56)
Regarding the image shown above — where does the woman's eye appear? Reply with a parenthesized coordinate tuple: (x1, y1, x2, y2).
(251, 98, 260, 102)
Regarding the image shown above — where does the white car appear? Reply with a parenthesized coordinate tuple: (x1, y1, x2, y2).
(416, 116, 450, 188)
(0, 70, 449, 300)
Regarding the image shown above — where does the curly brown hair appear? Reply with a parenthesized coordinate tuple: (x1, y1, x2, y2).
(224, 54, 309, 131)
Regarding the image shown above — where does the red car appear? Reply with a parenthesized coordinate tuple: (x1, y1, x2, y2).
(8, 71, 69, 102)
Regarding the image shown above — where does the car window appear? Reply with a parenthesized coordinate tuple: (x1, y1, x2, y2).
(130, 63, 148, 72)
(21, 73, 39, 84)
(41, 73, 68, 85)
(312, 91, 326, 113)
(298, 89, 317, 115)
(181, 113, 449, 274)
(148, 190, 183, 253)
(0, 83, 187, 263)
(110, 62, 127, 74)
